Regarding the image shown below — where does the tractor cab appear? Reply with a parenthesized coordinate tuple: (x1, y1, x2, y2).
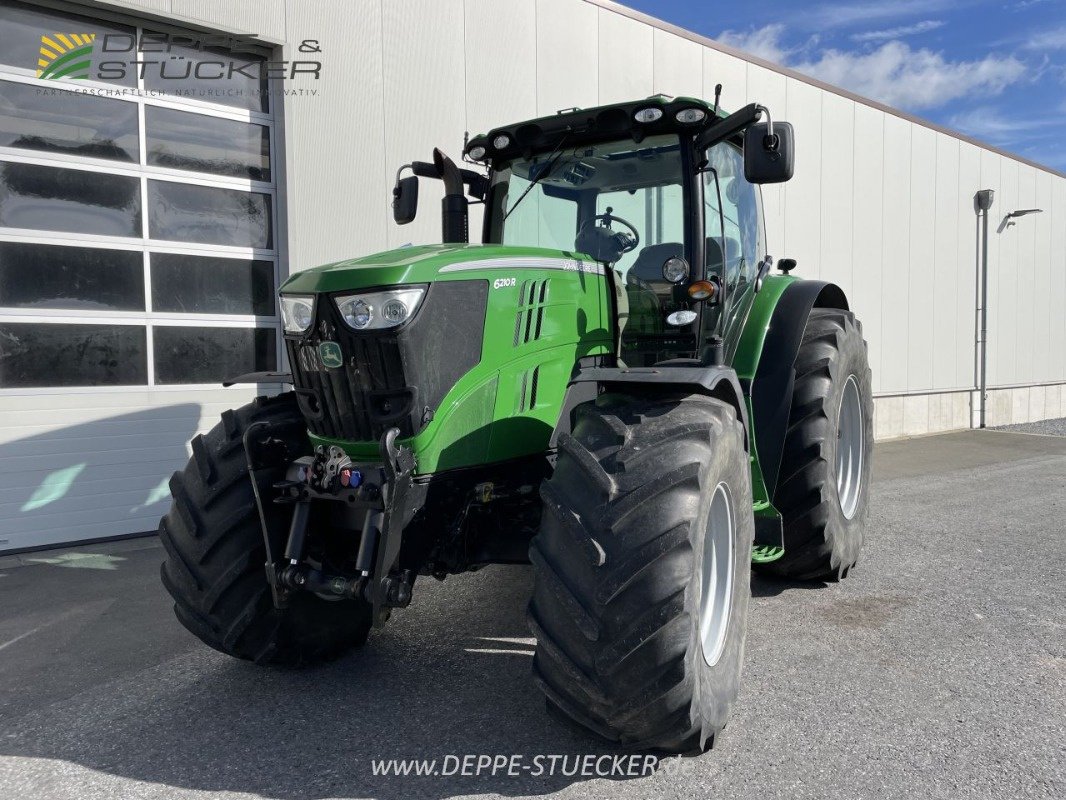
(462, 95, 794, 365)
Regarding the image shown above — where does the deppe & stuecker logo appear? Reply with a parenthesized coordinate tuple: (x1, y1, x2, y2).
(32, 31, 323, 83)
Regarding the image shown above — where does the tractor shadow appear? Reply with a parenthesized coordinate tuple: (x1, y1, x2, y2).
(0, 564, 655, 799)
(750, 573, 831, 597)
(0, 404, 204, 552)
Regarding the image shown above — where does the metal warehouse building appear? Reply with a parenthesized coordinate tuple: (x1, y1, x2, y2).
(1, 0, 1064, 552)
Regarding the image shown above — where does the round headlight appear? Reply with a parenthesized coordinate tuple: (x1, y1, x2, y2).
(492, 134, 510, 150)
(675, 108, 707, 124)
(634, 107, 663, 123)
(381, 298, 409, 324)
(662, 256, 690, 284)
(468, 145, 487, 160)
(280, 295, 314, 333)
(666, 309, 698, 327)
(292, 302, 312, 329)
(341, 298, 373, 329)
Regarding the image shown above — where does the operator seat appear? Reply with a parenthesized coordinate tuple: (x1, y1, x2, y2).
(628, 242, 683, 285)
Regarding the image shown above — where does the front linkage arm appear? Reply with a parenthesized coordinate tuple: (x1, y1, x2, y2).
(243, 423, 421, 627)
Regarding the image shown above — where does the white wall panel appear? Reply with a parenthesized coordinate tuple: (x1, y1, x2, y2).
(932, 134, 961, 389)
(782, 78, 822, 277)
(465, 0, 538, 238)
(283, 0, 388, 265)
(170, 0, 285, 39)
(1052, 179, 1066, 383)
(536, 0, 598, 115)
(955, 142, 981, 391)
(466, 0, 537, 135)
(104, 0, 173, 14)
(993, 157, 1019, 387)
(851, 104, 885, 383)
(702, 45, 747, 111)
(1014, 166, 1038, 385)
(597, 9, 653, 104)
(880, 114, 911, 393)
(1032, 172, 1053, 383)
(651, 29, 702, 99)
(906, 125, 937, 390)
(381, 0, 467, 249)
(818, 93, 854, 291)
(745, 65, 787, 256)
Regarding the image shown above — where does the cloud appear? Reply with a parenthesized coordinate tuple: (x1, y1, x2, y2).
(851, 20, 945, 43)
(717, 20, 1029, 112)
(1022, 26, 1066, 50)
(716, 23, 789, 63)
(1008, 0, 1053, 9)
(949, 107, 1046, 143)
(792, 42, 1027, 109)
(798, 0, 965, 29)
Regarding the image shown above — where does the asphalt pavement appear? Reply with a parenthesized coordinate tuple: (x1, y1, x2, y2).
(0, 429, 1063, 800)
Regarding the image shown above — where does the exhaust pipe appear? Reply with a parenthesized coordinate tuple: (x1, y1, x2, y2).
(433, 148, 468, 244)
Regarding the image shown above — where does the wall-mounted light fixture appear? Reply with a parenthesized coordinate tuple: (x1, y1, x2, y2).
(1000, 208, 1044, 231)
(998, 207, 1043, 233)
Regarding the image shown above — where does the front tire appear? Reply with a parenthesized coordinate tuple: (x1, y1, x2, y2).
(528, 393, 754, 752)
(760, 309, 873, 581)
(159, 393, 373, 665)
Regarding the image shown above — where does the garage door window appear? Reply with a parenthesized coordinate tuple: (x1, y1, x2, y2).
(0, 0, 279, 390)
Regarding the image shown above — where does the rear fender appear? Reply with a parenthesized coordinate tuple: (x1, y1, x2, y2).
(736, 276, 849, 507)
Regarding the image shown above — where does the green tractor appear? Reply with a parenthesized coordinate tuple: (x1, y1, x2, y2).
(160, 93, 872, 753)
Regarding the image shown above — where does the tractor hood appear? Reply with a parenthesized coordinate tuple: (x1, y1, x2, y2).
(280, 243, 598, 295)
(277, 241, 613, 473)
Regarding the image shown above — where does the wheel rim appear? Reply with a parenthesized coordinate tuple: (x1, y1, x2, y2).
(835, 375, 864, 520)
(700, 482, 735, 667)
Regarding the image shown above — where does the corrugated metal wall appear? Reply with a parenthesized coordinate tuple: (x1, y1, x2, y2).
(2, 0, 1063, 551)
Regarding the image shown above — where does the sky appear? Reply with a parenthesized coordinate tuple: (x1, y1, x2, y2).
(616, 0, 1066, 172)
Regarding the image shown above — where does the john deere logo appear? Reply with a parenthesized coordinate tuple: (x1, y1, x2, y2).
(318, 341, 343, 368)
(37, 33, 97, 80)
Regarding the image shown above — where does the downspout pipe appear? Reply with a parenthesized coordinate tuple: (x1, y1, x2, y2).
(974, 189, 994, 428)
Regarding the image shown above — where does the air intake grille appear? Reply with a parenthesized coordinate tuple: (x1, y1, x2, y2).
(513, 279, 549, 347)
(515, 365, 541, 414)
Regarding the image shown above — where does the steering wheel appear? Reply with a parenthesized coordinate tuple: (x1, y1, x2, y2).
(575, 207, 641, 264)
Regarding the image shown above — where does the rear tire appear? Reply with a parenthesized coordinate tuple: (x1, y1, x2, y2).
(759, 309, 873, 581)
(159, 393, 373, 665)
(528, 393, 754, 752)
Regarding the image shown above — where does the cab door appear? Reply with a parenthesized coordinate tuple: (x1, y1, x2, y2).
(703, 142, 765, 358)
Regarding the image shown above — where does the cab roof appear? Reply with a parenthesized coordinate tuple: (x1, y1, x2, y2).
(464, 95, 727, 164)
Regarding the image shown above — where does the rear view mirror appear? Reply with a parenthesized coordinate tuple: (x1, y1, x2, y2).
(392, 175, 418, 225)
(743, 121, 794, 184)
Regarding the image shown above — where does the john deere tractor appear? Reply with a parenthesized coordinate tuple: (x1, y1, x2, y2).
(160, 94, 872, 753)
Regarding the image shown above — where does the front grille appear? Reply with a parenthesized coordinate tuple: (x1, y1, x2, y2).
(286, 280, 489, 444)
(287, 331, 412, 441)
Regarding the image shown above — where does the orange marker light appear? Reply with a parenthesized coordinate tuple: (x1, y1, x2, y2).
(687, 280, 718, 301)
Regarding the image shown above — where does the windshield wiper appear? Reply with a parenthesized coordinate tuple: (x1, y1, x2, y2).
(503, 132, 571, 221)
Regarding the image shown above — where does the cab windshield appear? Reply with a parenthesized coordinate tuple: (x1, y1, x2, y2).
(486, 134, 684, 277)
(486, 135, 693, 364)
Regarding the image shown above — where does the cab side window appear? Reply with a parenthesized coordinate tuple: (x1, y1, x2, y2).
(704, 142, 761, 290)
(704, 142, 764, 346)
